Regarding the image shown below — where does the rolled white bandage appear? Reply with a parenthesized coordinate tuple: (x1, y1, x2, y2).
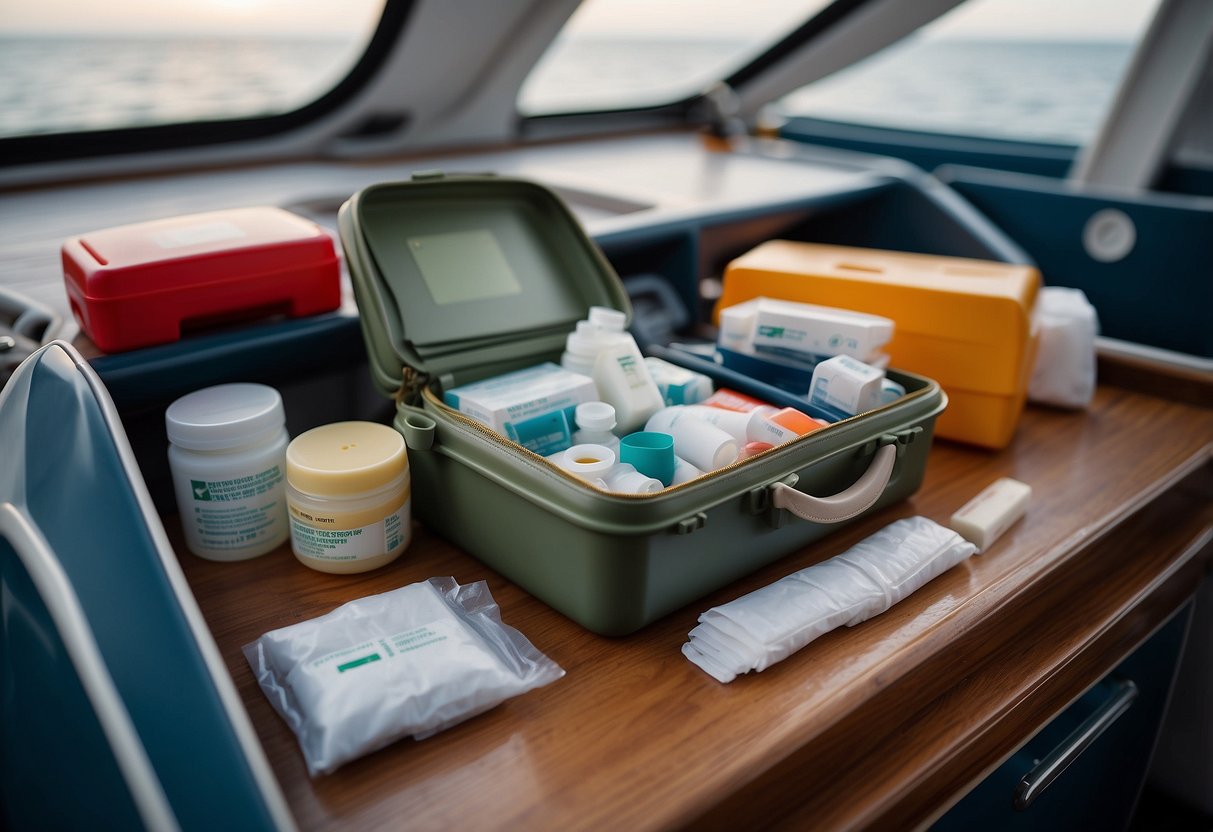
(683, 517, 976, 683)
(949, 477, 1031, 552)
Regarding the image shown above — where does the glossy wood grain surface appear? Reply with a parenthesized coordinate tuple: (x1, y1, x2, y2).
(176, 383, 1213, 831)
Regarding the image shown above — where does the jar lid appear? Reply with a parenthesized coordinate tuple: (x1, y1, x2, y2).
(165, 383, 285, 451)
(287, 421, 407, 497)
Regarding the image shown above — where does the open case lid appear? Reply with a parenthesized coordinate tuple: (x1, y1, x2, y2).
(339, 173, 631, 399)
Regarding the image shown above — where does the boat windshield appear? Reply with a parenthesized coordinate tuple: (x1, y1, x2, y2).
(776, 0, 1163, 145)
(0, 0, 388, 139)
(519, 0, 836, 115)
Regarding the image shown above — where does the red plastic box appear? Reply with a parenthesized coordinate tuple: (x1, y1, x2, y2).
(62, 206, 341, 353)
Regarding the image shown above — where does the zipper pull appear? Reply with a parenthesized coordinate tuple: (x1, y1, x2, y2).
(397, 366, 431, 405)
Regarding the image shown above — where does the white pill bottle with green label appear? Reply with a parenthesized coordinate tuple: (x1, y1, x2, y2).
(166, 383, 290, 561)
(285, 421, 411, 574)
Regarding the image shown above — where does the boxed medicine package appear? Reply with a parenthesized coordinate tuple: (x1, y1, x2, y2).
(339, 174, 946, 635)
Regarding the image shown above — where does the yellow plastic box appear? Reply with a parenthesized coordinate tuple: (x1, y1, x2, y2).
(717, 241, 1040, 449)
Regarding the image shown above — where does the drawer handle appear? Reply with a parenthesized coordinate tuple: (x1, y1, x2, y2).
(769, 443, 896, 524)
(1014, 678, 1139, 810)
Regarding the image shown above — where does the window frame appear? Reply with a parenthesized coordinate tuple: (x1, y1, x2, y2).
(519, 0, 874, 127)
(0, 0, 414, 168)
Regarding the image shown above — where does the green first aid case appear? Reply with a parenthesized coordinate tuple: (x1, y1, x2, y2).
(339, 173, 946, 635)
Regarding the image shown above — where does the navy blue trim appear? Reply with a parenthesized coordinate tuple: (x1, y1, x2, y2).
(781, 116, 1078, 179)
(1158, 164, 1213, 198)
(937, 164, 1213, 357)
(93, 312, 366, 409)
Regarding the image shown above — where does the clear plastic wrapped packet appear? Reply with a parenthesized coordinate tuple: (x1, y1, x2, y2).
(244, 577, 564, 775)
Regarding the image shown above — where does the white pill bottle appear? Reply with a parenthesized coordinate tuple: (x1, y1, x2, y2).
(166, 383, 290, 561)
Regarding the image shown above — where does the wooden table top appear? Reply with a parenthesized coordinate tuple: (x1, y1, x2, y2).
(177, 378, 1213, 831)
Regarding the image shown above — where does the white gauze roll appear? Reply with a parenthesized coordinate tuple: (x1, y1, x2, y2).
(685, 517, 976, 682)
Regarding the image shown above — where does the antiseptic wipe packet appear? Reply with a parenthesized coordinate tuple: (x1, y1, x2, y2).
(244, 577, 564, 775)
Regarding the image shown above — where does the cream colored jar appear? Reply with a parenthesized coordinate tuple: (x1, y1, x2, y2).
(285, 421, 411, 574)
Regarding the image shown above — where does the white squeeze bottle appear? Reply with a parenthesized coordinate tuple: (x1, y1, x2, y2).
(562, 307, 663, 434)
(560, 320, 603, 377)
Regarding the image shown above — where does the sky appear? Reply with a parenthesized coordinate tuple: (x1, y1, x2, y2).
(924, 0, 1162, 40)
(0, 0, 1162, 40)
(0, 0, 388, 37)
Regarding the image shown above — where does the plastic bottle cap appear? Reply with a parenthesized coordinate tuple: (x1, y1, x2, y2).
(287, 421, 407, 497)
(618, 431, 676, 486)
(575, 401, 617, 432)
(165, 383, 285, 452)
(738, 441, 775, 461)
(564, 320, 604, 358)
(588, 306, 626, 331)
(770, 408, 826, 434)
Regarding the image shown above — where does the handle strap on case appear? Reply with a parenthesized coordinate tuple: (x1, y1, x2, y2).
(770, 443, 897, 524)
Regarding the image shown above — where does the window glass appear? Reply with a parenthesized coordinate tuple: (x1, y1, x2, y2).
(520, 0, 834, 115)
(777, 0, 1162, 145)
(0, 0, 387, 139)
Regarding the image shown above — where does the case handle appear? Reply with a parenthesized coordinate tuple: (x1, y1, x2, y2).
(769, 443, 897, 524)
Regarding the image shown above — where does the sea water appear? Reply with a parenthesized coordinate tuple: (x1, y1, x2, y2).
(0, 36, 1133, 145)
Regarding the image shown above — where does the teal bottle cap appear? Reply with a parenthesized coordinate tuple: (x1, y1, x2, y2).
(619, 431, 676, 486)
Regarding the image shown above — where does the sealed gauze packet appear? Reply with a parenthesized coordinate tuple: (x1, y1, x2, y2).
(244, 576, 564, 775)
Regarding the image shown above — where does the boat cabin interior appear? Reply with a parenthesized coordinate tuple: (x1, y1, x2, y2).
(1, 0, 1211, 829)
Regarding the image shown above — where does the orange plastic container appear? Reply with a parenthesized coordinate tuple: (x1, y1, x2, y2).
(717, 241, 1040, 449)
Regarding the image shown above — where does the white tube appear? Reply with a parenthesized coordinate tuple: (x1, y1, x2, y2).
(679, 404, 780, 445)
(678, 406, 749, 444)
(645, 408, 739, 471)
(670, 456, 704, 486)
(603, 463, 664, 494)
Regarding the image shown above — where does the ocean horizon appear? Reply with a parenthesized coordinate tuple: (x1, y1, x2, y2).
(0, 35, 1133, 145)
